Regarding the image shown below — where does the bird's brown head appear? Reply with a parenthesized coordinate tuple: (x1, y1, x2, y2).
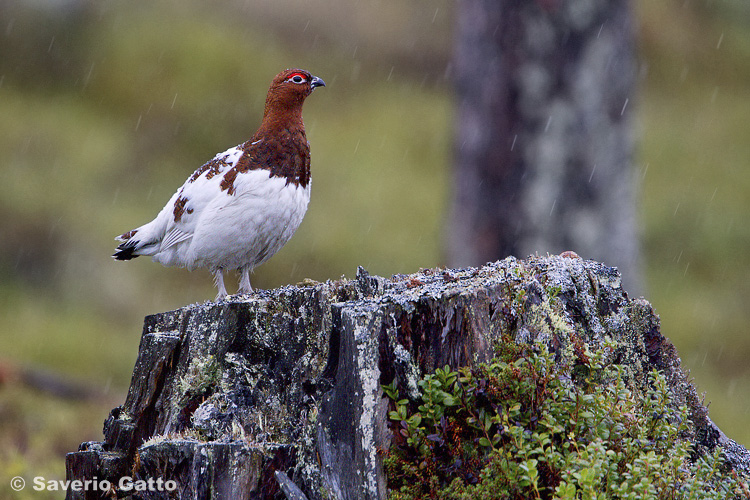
(263, 68, 325, 117)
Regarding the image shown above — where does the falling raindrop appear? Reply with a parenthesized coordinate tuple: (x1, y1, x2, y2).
(544, 116, 552, 132)
(83, 62, 95, 88)
(510, 134, 517, 151)
(716, 32, 724, 49)
(727, 379, 736, 398)
(21, 136, 32, 155)
(171, 93, 178, 109)
(710, 86, 719, 103)
(679, 65, 689, 83)
(620, 98, 629, 116)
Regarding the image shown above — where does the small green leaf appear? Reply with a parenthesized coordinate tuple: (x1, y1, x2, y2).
(483, 412, 493, 431)
(442, 394, 457, 406)
(409, 413, 422, 427)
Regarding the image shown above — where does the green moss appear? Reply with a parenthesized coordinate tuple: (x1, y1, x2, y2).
(178, 355, 221, 408)
(383, 341, 748, 499)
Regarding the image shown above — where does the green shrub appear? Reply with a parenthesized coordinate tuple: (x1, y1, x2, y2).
(383, 342, 748, 499)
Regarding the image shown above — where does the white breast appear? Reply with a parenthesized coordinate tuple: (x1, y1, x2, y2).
(181, 170, 311, 271)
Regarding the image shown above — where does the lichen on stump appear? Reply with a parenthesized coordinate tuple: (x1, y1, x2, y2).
(65, 256, 750, 499)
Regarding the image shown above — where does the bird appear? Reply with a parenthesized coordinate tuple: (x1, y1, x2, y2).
(113, 68, 325, 300)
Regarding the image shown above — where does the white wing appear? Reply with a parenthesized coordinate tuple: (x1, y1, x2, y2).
(115, 145, 245, 267)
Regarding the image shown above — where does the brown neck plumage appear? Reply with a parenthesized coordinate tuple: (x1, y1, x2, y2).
(257, 109, 305, 138)
(258, 89, 307, 135)
(225, 98, 310, 190)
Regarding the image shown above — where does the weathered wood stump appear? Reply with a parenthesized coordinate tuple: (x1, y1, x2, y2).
(65, 256, 750, 499)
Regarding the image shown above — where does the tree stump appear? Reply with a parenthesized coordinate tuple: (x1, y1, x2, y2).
(65, 256, 749, 499)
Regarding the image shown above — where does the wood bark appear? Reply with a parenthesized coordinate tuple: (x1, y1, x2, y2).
(448, 0, 641, 292)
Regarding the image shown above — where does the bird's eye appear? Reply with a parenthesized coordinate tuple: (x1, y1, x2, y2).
(286, 73, 307, 84)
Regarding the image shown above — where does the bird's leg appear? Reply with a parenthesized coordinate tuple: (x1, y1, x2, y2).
(213, 268, 228, 301)
(238, 267, 254, 295)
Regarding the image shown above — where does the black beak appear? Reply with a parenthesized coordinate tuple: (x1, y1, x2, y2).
(311, 75, 326, 90)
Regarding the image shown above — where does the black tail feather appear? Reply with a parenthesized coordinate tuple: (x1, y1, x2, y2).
(113, 242, 139, 261)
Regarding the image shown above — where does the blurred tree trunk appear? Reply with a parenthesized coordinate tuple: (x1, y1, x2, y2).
(447, 0, 641, 292)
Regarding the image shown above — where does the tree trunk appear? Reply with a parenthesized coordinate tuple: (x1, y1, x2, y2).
(66, 258, 748, 499)
(448, 0, 641, 292)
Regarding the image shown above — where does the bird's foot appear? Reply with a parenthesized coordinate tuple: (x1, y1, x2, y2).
(213, 269, 228, 301)
(238, 268, 253, 295)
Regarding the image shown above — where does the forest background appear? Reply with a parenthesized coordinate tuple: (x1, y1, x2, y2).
(1, 1, 749, 497)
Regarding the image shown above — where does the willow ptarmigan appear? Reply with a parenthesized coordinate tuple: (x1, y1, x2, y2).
(113, 68, 325, 300)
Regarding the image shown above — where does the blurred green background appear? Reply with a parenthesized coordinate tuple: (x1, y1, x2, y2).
(0, 0, 748, 496)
